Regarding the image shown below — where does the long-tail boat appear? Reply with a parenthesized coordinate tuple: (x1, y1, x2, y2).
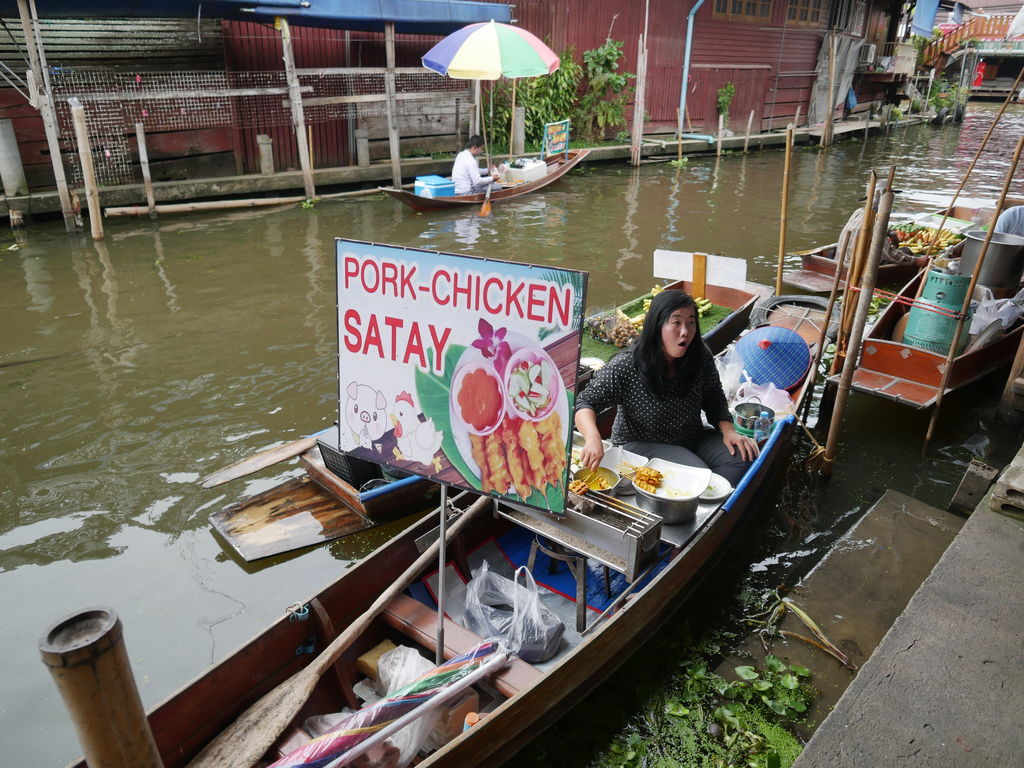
(206, 276, 770, 563)
(72, 311, 819, 768)
(379, 150, 589, 212)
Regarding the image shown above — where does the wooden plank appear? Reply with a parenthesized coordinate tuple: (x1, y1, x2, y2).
(858, 340, 945, 386)
(64, 87, 306, 103)
(208, 476, 376, 562)
(382, 594, 540, 698)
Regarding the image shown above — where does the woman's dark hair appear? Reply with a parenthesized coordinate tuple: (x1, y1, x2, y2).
(632, 289, 703, 399)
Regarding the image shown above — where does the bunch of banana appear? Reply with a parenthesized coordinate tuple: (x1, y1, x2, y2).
(892, 225, 963, 256)
(696, 296, 713, 317)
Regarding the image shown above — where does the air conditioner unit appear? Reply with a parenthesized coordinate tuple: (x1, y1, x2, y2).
(857, 43, 877, 67)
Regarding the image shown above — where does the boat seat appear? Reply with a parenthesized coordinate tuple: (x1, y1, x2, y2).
(382, 594, 540, 698)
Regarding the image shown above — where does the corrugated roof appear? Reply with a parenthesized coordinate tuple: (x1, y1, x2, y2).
(0, 0, 511, 34)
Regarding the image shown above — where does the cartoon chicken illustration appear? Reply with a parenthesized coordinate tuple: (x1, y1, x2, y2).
(391, 391, 444, 473)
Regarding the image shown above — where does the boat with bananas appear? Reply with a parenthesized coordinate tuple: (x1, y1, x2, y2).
(782, 205, 983, 294)
(73, 294, 820, 768)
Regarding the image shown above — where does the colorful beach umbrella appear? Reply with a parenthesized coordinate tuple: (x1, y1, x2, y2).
(422, 20, 559, 80)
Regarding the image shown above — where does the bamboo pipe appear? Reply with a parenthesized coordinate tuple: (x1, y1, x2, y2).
(40, 607, 163, 768)
(923, 134, 1024, 450)
(914, 66, 1024, 298)
(820, 177, 896, 476)
(186, 494, 493, 768)
(135, 122, 156, 219)
(832, 172, 879, 373)
(775, 123, 794, 296)
(69, 98, 103, 240)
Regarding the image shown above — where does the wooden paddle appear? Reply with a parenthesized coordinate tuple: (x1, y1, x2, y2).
(478, 181, 493, 217)
(199, 430, 331, 488)
(186, 493, 492, 768)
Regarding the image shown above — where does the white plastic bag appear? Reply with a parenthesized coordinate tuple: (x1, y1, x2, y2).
(969, 288, 1024, 335)
(463, 561, 564, 662)
(733, 381, 795, 416)
(374, 646, 438, 768)
(716, 346, 747, 403)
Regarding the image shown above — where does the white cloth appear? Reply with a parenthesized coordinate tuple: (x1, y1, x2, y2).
(451, 149, 492, 195)
(994, 205, 1024, 237)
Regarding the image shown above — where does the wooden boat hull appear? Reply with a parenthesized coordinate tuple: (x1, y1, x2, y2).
(827, 271, 1024, 409)
(380, 150, 589, 211)
(78, 413, 798, 768)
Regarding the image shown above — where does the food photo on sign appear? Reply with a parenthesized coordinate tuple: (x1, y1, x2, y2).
(334, 239, 587, 515)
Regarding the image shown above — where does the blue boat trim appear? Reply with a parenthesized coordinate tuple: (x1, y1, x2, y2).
(359, 474, 422, 502)
(721, 414, 794, 512)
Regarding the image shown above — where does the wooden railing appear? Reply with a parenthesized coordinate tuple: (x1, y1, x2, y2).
(920, 14, 1016, 67)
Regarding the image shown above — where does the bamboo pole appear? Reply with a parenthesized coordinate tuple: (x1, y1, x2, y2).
(820, 177, 896, 476)
(799, 227, 852, 421)
(17, 0, 77, 233)
(743, 109, 754, 153)
(279, 17, 316, 199)
(69, 98, 103, 241)
(135, 122, 156, 219)
(630, 34, 647, 167)
(40, 608, 163, 768)
(775, 124, 794, 296)
(914, 66, 1024, 299)
(716, 114, 724, 160)
(924, 134, 1024, 450)
(832, 172, 879, 372)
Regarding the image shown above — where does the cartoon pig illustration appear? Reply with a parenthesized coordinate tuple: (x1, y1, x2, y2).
(345, 381, 389, 452)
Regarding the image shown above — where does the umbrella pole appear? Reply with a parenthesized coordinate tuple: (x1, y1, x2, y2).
(435, 484, 448, 664)
(508, 78, 517, 160)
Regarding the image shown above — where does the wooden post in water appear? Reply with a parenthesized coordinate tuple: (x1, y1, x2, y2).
(743, 109, 754, 153)
(793, 104, 801, 128)
(822, 33, 837, 147)
(69, 98, 103, 240)
(135, 122, 156, 219)
(630, 33, 647, 167)
(833, 172, 878, 372)
(40, 608, 163, 768)
(820, 177, 896, 476)
(17, 0, 77, 233)
(278, 17, 315, 199)
(716, 114, 724, 160)
(924, 135, 1024, 450)
(775, 124, 794, 296)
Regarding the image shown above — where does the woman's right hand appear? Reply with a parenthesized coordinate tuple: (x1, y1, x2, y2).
(579, 434, 605, 470)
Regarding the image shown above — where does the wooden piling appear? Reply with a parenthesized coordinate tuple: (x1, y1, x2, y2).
(40, 607, 163, 768)
(716, 114, 724, 160)
(69, 98, 103, 240)
(775, 124, 794, 296)
(278, 17, 315, 199)
(383, 22, 402, 188)
(743, 109, 754, 153)
(135, 122, 156, 219)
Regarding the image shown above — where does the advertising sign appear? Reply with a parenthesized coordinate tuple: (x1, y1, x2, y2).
(543, 119, 570, 158)
(335, 239, 587, 515)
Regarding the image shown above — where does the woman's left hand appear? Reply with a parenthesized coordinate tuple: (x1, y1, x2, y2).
(721, 425, 759, 462)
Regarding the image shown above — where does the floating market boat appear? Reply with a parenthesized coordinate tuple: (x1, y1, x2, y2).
(826, 269, 1024, 409)
(205, 276, 770, 563)
(379, 150, 589, 212)
(782, 207, 981, 293)
(88, 319, 818, 768)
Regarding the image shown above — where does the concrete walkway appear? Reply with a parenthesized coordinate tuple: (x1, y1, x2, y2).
(793, 498, 1024, 766)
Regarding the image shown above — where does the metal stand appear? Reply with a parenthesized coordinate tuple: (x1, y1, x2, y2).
(527, 537, 611, 633)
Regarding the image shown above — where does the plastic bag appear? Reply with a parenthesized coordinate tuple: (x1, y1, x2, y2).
(733, 381, 795, 416)
(969, 288, 1024, 335)
(462, 561, 565, 663)
(374, 646, 437, 768)
(716, 346, 746, 403)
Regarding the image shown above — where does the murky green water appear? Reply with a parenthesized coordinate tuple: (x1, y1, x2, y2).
(1, 104, 1022, 765)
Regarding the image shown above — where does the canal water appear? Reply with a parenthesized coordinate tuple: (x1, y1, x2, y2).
(2, 103, 1022, 766)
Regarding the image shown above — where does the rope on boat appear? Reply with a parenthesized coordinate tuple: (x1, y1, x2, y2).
(847, 285, 966, 319)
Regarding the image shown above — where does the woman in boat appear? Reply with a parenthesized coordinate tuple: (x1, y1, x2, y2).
(574, 289, 758, 485)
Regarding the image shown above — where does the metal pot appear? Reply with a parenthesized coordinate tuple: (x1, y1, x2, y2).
(732, 397, 775, 433)
(958, 229, 1024, 289)
(631, 482, 699, 524)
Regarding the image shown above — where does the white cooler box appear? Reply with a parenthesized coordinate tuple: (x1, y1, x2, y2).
(505, 162, 548, 184)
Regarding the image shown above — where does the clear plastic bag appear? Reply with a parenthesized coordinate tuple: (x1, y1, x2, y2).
(733, 381, 795, 416)
(462, 561, 565, 663)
